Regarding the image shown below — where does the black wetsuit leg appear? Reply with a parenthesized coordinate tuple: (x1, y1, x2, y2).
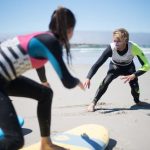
(92, 62, 119, 104)
(0, 75, 53, 149)
(129, 79, 140, 103)
(6, 76, 53, 137)
(122, 62, 140, 103)
(93, 61, 140, 104)
(0, 77, 24, 150)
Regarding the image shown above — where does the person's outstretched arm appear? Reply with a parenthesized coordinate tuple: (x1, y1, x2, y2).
(87, 45, 112, 79)
(84, 45, 112, 88)
(28, 34, 83, 89)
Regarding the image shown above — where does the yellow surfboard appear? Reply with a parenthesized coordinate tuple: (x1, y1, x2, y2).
(21, 124, 109, 150)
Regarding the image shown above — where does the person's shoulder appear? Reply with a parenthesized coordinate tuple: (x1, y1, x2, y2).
(109, 42, 114, 50)
(35, 31, 61, 47)
(37, 31, 58, 41)
(129, 41, 140, 48)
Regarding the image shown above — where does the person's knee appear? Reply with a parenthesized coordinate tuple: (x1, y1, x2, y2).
(102, 78, 110, 87)
(103, 74, 114, 87)
(130, 82, 139, 92)
(40, 87, 53, 103)
(44, 87, 53, 99)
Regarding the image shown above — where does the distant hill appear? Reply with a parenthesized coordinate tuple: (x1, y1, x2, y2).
(0, 31, 150, 46)
(71, 31, 150, 46)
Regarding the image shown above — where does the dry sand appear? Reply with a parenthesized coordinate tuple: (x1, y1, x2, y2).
(12, 63, 150, 150)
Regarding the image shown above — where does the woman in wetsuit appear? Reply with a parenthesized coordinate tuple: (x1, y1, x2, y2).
(0, 7, 84, 150)
(84, 28, 150, 112)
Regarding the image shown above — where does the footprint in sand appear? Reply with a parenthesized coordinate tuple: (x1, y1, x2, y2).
(115, 111, 126, 115)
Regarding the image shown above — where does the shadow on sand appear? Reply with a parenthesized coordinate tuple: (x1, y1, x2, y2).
(95, 101, 150, 114)
(106, 138, 117, 150)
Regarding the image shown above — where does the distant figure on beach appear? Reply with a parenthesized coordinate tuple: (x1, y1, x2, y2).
(84, 28, 150, 112)
(0, 6, 84, 150)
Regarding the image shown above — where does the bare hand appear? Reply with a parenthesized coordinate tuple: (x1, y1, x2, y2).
(42, 82, 51, 88)
(78, 81, 85, 90)
(84, 78, 91, 89)
(121, 74, 136, 83)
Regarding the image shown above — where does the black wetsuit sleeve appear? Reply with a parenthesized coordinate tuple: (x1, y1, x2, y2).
(36, 66, 47, 83)
(57, 56, 80, 88)
(34, 34, 79, 89)
(87, 45, 112, 79)
(134, 56, 147, 76)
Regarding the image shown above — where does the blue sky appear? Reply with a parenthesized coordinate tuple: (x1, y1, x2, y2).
(0, 0, 150, 34)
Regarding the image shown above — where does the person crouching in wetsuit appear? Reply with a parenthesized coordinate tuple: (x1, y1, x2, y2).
(0, 7, 84, 150)
(84, 28, 150, 112)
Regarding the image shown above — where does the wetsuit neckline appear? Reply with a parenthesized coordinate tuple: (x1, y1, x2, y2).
(116, 44, 128, 56)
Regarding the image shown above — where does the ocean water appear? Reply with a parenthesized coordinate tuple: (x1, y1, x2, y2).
(70, 47, 150, 68)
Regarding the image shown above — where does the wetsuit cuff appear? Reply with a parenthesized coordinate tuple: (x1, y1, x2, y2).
(133, 72, 138, 78)
(86, 76, 91, 80)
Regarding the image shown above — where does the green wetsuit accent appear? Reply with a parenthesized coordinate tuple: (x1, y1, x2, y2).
(131, 42, 150, 73)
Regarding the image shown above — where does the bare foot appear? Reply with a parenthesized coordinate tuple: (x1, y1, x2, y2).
(41, 137, 69, 150)
(87, 102, 95, 112)
(41, 143, 69, 150)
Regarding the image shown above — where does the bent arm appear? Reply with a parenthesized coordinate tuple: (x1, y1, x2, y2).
(132, 43, 150, 76)
(36, 66, 47, 83)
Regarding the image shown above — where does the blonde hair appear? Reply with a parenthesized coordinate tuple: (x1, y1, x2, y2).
(113, 28, 129, 42)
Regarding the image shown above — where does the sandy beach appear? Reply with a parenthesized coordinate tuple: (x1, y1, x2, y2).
(12, 62, 150, 150)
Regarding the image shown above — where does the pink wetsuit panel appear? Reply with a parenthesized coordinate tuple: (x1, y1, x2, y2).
(17, 32, 47, 68)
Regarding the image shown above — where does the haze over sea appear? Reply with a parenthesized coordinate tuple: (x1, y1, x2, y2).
(69, 31, 150, 66)
(71, 45, 150, 67)
(0, 30, 150, 67)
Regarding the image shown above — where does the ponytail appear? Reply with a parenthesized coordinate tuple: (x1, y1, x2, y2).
(49, 7, 76, 64)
